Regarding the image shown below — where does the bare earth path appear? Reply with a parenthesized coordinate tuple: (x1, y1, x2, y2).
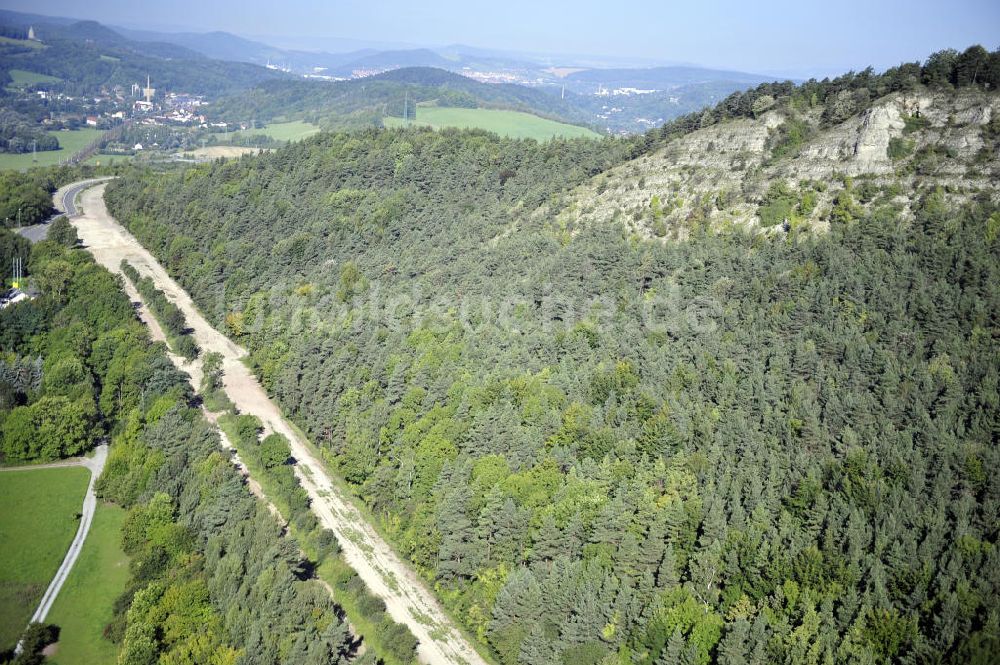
(65, 182, 486, 665)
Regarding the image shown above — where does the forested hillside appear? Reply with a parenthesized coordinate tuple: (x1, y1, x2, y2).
(208, 67, 597, 131)
(0, 22, 285, 97)
(105, 50, 1000, 665)
(0, 228, 356, 661)
(554, 46, 1000, 239)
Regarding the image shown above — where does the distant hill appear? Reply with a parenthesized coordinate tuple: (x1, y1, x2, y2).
(116, 28, 270, 62)
(115, 26, 379, 74)
(0, 15, 286, 97)
(210, 66, 597, 131)
(0, 10, 789, 133)
(51, 20, 203, 60)
(563, 65, 778, 91)
(331, 48, 454, 75)
(0, 9, 76, 29)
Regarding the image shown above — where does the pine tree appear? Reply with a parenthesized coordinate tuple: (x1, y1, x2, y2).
(718, 619, 750, 665)
(657, 544, 680, 587)
(615, 531, 642, 581)
(656, 628, 687, 665)
(436, 473, 481, 580)
(518, 622, 555, 665)
(531, 512, 562, 564)
(642, 509, 669, 572)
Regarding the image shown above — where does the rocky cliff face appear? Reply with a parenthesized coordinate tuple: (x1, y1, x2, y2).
(532, 86, 999, 241)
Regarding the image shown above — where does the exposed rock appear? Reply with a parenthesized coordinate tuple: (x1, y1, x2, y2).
(527, 85, 1000, 242)
(852, 104, 905, 172)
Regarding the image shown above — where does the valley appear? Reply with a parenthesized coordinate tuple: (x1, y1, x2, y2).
(0, 4, 997, 664)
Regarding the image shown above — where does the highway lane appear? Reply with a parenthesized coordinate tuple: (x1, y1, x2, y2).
(15, 177, 114, 244)
(57, 177, 115, 217)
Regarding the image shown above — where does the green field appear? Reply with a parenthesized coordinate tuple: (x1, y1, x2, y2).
(0, 128, 103, 171)
(47, 503, 128, 665)
(0, 37, 45, 50)
(6, 68, 61, 89)
(216, 120, 320, 143)
(0, 466, 90, 650)
(384, 105, 601, 141)
(84, 153, 132, 167)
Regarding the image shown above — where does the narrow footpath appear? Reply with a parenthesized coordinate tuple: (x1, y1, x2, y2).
(11, 444, 108, 654)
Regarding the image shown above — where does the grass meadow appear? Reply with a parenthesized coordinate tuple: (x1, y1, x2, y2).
(0, 128, 103, 171)
(384, 105, 600, 141)
(0, 466, 89, 650)
(6, 69, 62, 89)
(216, 119, 320, 143)
(46, 503, 128, 665)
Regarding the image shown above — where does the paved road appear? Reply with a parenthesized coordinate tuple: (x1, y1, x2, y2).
(67, 181, 488, 665)
(13, 444, 108, 655)
(56, 177, 116, 217)
(16, 222, 51, 244)
(15, 177, 114, 244)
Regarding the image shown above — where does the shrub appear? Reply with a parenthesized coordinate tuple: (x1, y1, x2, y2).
(902, 114, 930, 135)
(888, 137, 914, 161)
(47, 216, 78, 247)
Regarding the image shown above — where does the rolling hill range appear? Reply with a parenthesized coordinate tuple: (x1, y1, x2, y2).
(102, 46, 1000, 665)
(0, 10, 791, 133)
(114, 26, 382, 75)
(558, 65, 777, 93)
(208, 66, 599, 131)
(0, 14, 285, 97)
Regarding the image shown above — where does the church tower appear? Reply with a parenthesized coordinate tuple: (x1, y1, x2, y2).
(143, 75, 156, 104)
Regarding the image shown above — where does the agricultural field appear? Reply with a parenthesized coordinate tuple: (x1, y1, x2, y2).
(6, 68, 62, 89)
(215, 119, 320, 142)
(0, 466, 90, 651)
(0, 128, 103, 171)
(0, 37, 45, 50)
(46, 504, 128, 665)
(83, 153, 132, 167)
(182, 145, 270, 160)
(383, 105, 601, 140)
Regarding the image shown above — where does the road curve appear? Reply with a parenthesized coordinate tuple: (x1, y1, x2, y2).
(66, 181, 489, 665)
(56, 177, 116, 218)
(13, 444, 108, 654)
(15, 177, 115, 244)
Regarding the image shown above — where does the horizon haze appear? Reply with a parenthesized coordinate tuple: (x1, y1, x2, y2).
(3, 0, 998, 78)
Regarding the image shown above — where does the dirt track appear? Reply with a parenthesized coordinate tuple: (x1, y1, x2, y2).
(67, 183, 486, 665)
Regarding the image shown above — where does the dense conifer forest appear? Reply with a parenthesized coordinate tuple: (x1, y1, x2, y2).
(104, 52, 1000, 663)
(0, 39, 996, 665)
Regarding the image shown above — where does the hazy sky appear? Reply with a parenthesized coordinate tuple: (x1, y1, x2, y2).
(7, 0, 999, 76)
